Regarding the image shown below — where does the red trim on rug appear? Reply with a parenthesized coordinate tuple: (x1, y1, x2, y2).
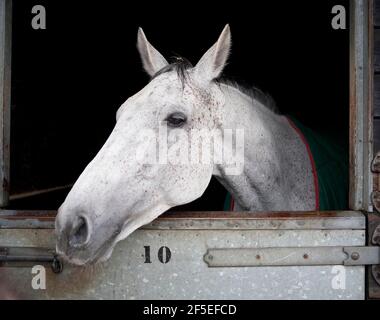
(286, 117, 320, 210)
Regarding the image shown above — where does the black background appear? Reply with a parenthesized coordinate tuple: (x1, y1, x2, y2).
(9, 1, 350, 210)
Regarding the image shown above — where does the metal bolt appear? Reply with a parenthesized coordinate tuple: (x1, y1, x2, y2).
(351, 252, 360, 261)
(303, 254, 309, 259)
(255, 255, 261, 260)
(51, 256, 63, 274)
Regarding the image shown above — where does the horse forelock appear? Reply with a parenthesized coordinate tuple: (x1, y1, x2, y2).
(150, 57, 279, 114)
(150, 57, 193, 88)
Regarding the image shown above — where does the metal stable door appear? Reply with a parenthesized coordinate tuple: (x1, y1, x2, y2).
(0, 210, 375, 299)
(0, 0, 378, 300)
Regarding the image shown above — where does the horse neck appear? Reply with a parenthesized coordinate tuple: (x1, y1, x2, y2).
(213, 83, 315, 211)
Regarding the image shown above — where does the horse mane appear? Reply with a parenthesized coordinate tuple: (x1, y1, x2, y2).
(215, 78, 279, 114)
(150, 56, 193, 87)
(150, 57, 279, 114)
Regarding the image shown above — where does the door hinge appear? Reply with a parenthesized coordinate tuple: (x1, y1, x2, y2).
(204, 246, 380, 267)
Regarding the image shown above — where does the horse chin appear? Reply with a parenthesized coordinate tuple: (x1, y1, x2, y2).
(57, 204, 172, 266)
(55, 247, 91, 267)
(94, 203, 172, 263)
(56, 244, 116, 266)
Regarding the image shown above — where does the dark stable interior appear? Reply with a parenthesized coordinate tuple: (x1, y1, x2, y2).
(9, 0, 350, 210)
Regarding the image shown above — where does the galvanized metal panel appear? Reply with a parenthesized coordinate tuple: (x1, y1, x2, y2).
(0, 211, 366, 300)
(0, 0, 11, 207)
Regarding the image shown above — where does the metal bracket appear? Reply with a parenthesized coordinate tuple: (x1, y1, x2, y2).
(0, 247, 63, 273)
(204, 246, 380, 267)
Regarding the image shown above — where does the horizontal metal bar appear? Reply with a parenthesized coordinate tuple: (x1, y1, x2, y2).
(0, 255, 53, 262)
(343, 246, 380, 265)
(0, 246, 63, 273)
(204, 246, 380, 267)
(0, 246, 55, 262)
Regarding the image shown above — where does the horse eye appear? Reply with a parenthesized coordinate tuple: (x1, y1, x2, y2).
(166, 112, 187, 128)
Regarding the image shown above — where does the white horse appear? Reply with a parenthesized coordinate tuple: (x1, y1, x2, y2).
(55, 25, 317, 265)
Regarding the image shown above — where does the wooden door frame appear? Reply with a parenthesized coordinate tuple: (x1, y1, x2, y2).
(349, 0, 374, 212)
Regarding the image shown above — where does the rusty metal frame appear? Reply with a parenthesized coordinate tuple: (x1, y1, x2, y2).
(0, 0, 11, 207)
(350, 0, 374, 211)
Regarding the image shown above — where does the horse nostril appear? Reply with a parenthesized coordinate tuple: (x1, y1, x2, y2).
(68, 216, 90, 248)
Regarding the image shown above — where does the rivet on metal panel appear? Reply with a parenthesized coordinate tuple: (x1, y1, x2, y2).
(351, 252, 360, 260)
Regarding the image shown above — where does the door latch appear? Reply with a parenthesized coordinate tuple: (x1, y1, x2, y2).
(0, 247, 63, 273)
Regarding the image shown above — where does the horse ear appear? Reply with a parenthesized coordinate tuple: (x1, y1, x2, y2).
(137, 27, 169, 77)
(194, 24, 231, 82)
